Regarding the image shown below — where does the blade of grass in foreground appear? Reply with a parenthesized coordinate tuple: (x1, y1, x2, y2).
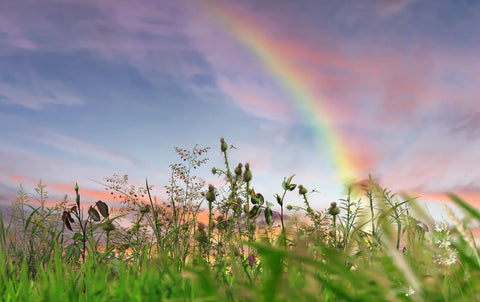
(448, 193, 480, 221)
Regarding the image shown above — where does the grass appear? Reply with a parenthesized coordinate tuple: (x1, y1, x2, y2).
(1, 138, 480, 301)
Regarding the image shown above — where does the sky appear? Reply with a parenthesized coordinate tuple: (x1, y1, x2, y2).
(1, 0, 479, 219)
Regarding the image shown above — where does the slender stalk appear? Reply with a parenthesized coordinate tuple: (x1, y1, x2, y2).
(396, 223, 401, 250)
(280, 190, 287, 247)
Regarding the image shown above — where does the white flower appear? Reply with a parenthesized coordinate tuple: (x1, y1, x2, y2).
(405, 287, 415, 297)
(435, 238, 451, 249)
(434, 221, 448, 233)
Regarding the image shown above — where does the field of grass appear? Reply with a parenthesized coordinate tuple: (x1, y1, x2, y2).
(1, 138, 480, 301)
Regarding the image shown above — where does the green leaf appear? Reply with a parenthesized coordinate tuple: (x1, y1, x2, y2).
(73, 245, 81, 260)
(250, 187, 256, 198)
(282, 175, 295, 191)
(96, 200, 109, 218)
(65, 244, 74, 260)
(275, 194, 282, 206)
(286, 175, 295, 185)
(266, 201, 273, 208)
(265, 207, 273, 225)
(448, 193, 480, 221)
(88, 207, 100, 222)
(74, 233, 83, 242)
(288, 184, 297, 191)
(248, 205, 262, 220)
(251, 193, 265, 205)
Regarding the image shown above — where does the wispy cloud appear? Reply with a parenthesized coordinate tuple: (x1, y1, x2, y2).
(377, 0, 416, 15)
(23, 130, 135, 166)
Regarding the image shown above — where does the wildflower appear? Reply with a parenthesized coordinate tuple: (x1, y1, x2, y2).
(433, 220, 458, 266)
(405, 287, 415, 297)
(248, 254, 256, 267)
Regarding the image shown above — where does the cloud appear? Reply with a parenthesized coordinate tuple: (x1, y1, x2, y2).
(23, 130, 135, 166)
(377, 0, 415, 15)
(0, 81, 84, 110)
(217, 76, 291, 122)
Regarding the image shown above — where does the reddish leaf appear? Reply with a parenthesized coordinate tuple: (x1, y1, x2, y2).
(65, 216, 73, 231)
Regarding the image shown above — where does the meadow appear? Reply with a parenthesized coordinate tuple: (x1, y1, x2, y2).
(1, 138, 479, 301)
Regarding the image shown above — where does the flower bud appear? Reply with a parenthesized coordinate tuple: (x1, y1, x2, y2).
(234, 163, 243, 176)
(206, 185, 216, 203)
(298, 185, 307, 195)
(328, 202, 340, 216)
(286, 205, 293, 210)
(195, 230, 208, 244)
(220, 138, 228, 152)
(243, 163, 252, 182)
(211, 167, 217, 175)
(102, 221, 115, 232)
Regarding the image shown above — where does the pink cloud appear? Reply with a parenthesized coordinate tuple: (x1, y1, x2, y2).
(9, 175, 25, 182)
(49, 183, 117, 203)
(217, 76, 291, 121)
(415, 191, 480, 208)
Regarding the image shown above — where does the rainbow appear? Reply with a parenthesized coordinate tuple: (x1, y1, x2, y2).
(199, 1, 360, 184)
